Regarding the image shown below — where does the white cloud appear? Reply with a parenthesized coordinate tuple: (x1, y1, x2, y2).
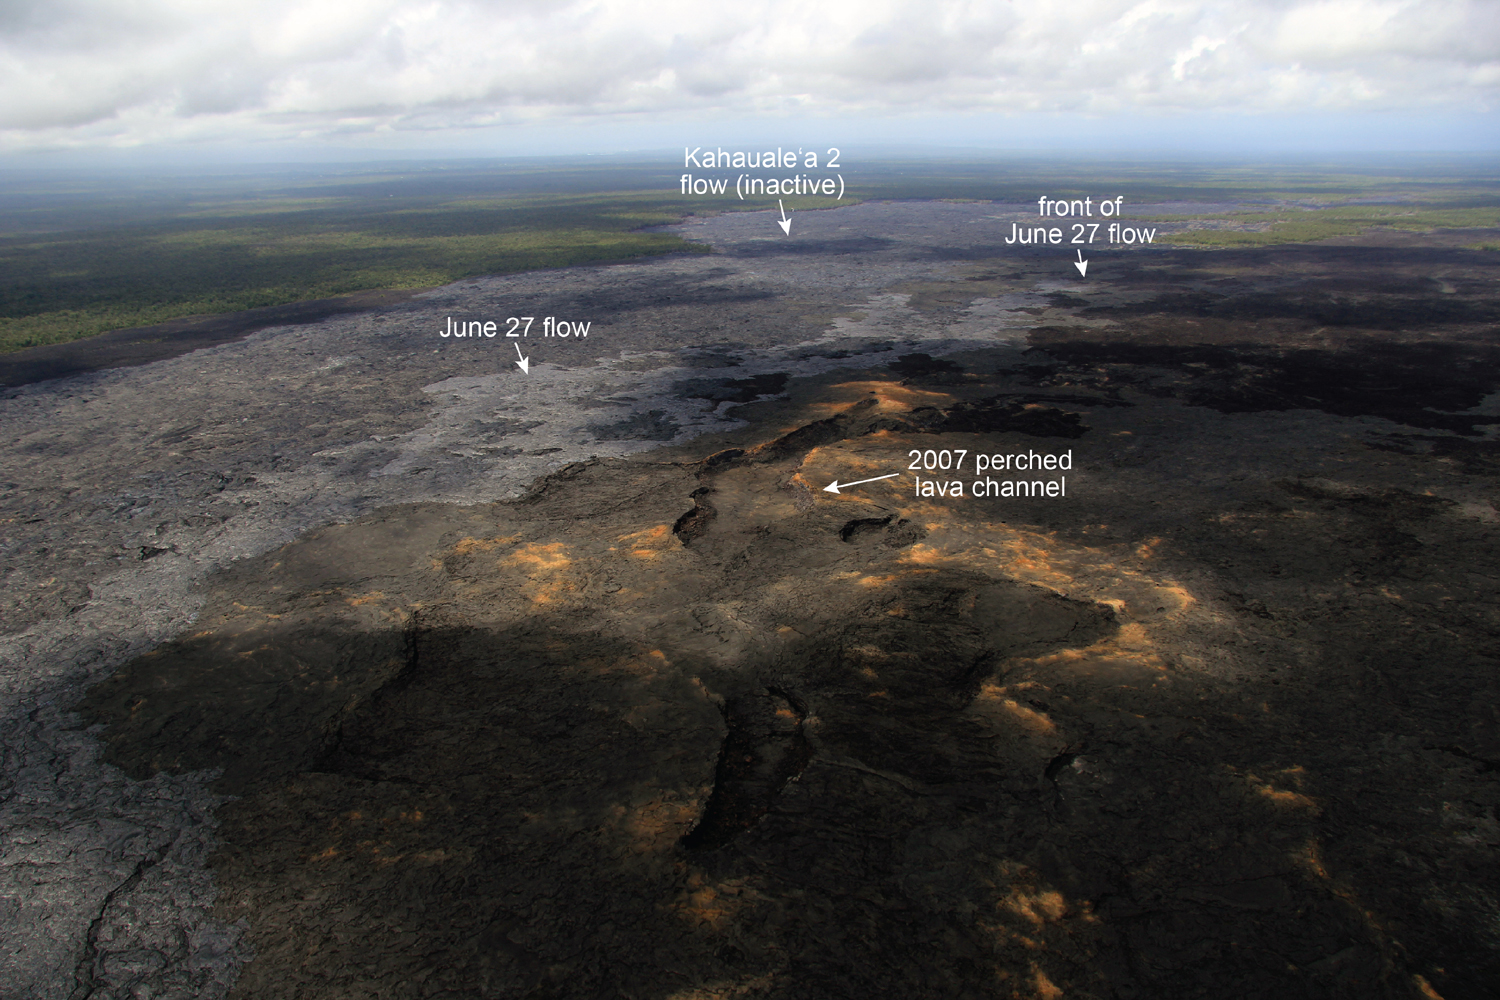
(0, 0, 1494, 151)
(1171, 34, 1231, 81)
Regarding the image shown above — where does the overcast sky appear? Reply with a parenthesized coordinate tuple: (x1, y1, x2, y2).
(1, 0, 1496, 161)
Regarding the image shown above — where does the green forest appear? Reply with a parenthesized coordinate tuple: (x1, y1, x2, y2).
(2, 156, 1494, 353)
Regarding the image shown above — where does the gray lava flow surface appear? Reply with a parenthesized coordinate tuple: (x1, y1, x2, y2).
(3, 202, 1499, 999)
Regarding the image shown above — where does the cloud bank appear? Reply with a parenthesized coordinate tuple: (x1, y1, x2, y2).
(1, 0, 1495, 152)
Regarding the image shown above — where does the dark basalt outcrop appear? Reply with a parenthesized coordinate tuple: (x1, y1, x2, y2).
(76, 361, 1500, 999)
(61, 229, 1500, 1000)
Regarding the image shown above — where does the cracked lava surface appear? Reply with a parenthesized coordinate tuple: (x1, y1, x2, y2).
(3, 202, 1499, 998)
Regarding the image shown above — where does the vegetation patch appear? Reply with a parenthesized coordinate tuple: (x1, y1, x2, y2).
(4, 156, 1496, 352)
(1151, 205, 1500, 246)
(0, 188, 726, 353)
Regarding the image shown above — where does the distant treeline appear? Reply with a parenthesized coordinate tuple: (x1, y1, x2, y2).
(1, 156, 1495, 353)
(0, 187, 720, 353)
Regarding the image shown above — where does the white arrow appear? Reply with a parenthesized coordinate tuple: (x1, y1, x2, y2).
(1074, 248, 1088, 278)
(514, 342, 530, 374)
(823, 472, 900, 494)
(777, 199, 792, 235)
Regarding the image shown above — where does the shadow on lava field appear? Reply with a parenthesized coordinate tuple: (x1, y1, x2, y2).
(77, 350, 1500, 997)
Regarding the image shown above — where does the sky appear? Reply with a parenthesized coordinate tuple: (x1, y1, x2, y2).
(1, 0, 1496, 163)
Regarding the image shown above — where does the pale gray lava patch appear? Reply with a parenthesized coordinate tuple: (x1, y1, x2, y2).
(0, 201, 1049, 998)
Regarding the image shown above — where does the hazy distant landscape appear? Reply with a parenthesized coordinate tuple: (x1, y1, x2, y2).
(4, 155, 1496, 354)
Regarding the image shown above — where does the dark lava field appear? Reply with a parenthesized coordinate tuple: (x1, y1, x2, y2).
(3, 203, 1499, 999)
